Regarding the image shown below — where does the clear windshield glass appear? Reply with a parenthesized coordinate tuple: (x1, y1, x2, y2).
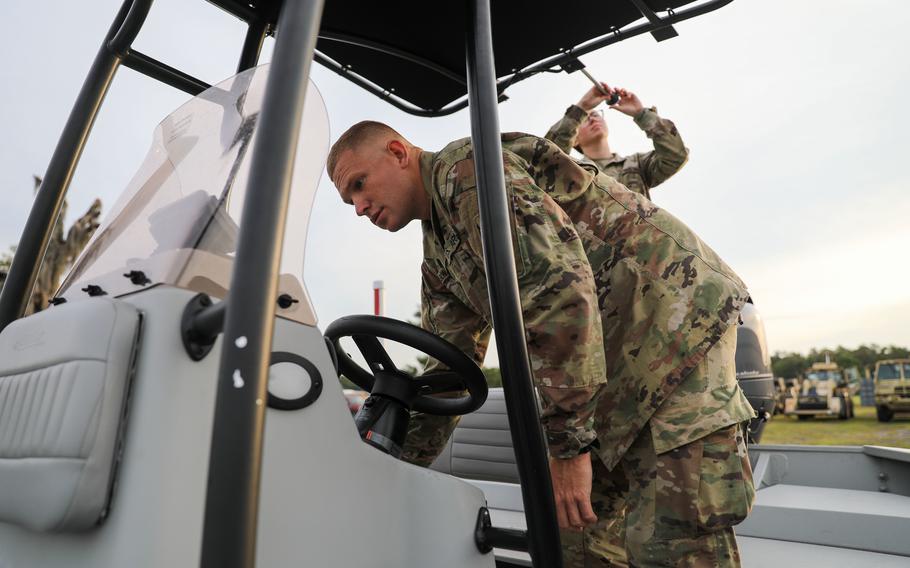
(59, 64, 329, 325)
(877, 364, 902, 380)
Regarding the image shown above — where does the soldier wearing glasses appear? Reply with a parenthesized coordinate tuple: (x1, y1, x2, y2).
(546, 82, 689, 199)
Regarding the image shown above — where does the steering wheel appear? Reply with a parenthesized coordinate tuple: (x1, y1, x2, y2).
(324, 315, 487, 416)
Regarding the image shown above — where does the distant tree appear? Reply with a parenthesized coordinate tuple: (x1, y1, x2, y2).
(771, 351, 807, 379)
(0, 177, 102, 313)
(852, 344, 882, 370)
(482, 367, 502, 388)
(0, 246, 14, 290)
(881, 345, 910, 360)
(27, 176, 102, 313)
(0, 246, 12, 270)
(833, 351, 861, 371)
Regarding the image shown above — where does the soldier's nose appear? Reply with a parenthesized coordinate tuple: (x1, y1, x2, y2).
(355, 200, 370, 217)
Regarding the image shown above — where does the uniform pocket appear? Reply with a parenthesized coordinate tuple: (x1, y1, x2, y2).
(452, 188, 530, 278)
(697, 424, 755, 531)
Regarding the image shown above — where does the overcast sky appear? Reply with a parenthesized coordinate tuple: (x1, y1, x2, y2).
(1, 0, 908, 367)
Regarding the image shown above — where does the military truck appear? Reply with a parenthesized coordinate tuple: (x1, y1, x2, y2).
(874, 359, 910, 422)
(783, 361, 854, 420)
(774, 376, 800, 415)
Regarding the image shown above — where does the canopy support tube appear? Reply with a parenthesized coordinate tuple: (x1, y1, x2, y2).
(237, 19, 268, 73)
(319, 30, 467, 85)
(465, 0, 563, 566)
(199, 0, 325, 566)
(123, 49, 211, 95)
(0, 0, 147, 331)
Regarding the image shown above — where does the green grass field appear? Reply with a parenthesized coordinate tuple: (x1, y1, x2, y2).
(761, 397, 910, 448)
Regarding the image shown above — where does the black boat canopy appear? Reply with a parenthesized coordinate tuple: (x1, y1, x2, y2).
(207, 0, 733, 116)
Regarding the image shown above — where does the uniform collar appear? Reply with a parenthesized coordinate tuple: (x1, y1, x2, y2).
(591, 152, 624, 166)
(419, 150, 437, 198)
(419, 150, 441, 239)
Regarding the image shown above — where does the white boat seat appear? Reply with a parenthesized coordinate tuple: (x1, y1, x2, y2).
(430, 389, 520, 483)
(0, 298, 141, 532)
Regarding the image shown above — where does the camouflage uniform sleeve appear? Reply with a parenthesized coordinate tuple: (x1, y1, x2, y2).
(399, 263, 492, 469)
(544, 105, 588, 155)
(420, 262, 491, 371)
(447, 153, 608, 458)
(633, 107, 690, 188)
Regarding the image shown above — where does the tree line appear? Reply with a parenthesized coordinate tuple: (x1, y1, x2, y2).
(771, 344, 910, 380)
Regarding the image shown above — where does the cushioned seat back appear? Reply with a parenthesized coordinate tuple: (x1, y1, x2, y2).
(0, 298, 141, 532)
(430, 389, 519, 483)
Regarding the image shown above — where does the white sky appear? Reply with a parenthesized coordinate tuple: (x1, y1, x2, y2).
(1, 0, 908, 368)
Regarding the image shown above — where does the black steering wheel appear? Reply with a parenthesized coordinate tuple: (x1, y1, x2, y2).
(324, 315, 487, 416)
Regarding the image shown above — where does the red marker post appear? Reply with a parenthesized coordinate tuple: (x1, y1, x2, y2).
(373, 280, 384, 316)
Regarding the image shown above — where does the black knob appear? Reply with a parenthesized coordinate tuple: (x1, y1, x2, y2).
(123, 270, 151, 286)
(277, 293, 299, 309)
(81, 284, 107, 297)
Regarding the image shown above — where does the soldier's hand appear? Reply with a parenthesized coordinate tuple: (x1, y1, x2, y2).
(577, 82, 615, 111)
(610, 87, 644, 117)
(549, 453, 598, 531)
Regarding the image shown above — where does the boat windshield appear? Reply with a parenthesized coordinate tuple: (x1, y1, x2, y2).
(58, 65, 329, 325)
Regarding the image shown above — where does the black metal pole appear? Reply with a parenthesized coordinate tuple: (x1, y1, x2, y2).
(465, 1, 563, 566)
(106, 0, 153, 56)
(199, 0, 325, 566)
(0, 0, 149, 331)
(122, 49, 211, 96)
(237, 20, 268, 73)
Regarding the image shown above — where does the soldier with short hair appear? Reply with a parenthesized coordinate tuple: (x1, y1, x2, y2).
(546, 82, 689, 199)
(327, 120, 755, 567)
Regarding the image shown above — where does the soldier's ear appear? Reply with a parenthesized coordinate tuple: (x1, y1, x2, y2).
(387, 139, 409, 168)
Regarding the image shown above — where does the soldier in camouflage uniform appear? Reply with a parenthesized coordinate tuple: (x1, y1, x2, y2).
(328, 121, 755, 567)
(546, 82, 689, 200)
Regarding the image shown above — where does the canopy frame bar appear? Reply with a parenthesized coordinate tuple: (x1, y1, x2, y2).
(465, 0, 563, 564)
(315, 0, 732, 117)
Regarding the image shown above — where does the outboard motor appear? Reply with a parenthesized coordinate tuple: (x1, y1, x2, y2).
(735, 300, 776, 443)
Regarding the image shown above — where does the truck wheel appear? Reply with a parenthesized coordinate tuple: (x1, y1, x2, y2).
(877, 406, 894, 423)
(798, 415, 812, 421)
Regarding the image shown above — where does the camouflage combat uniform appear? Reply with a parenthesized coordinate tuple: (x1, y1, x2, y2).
(404, 133, 755, 566)
(545, 104, 689, 199)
